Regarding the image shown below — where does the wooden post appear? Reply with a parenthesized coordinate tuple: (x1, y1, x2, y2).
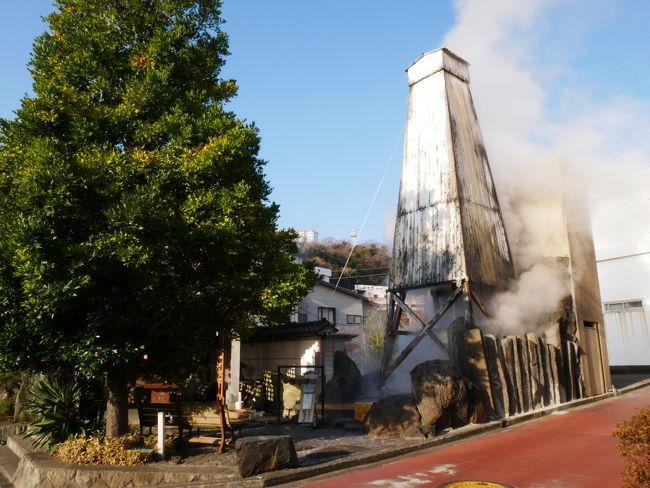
(464, 281, 475, 330)
(217, 334, 227, 453)
(379, 291, 402, 388)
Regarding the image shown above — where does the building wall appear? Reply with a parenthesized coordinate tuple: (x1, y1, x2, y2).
(296, 282, 368, 328)
(240, 337, 348, 383)
(241, 338, 319, 380)
(596, 244, 650, 367)
(564, 200, 611, 394)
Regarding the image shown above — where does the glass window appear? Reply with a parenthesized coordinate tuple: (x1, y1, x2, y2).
(604, 300, 643, 312)
(317, 307, 336, 323)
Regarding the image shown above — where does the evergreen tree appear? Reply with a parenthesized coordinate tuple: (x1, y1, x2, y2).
(0, 0, 313, 436)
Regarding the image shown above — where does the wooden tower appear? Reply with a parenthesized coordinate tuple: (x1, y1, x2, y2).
(379, 48, 515, 388)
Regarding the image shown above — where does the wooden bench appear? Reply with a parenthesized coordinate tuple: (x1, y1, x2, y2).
(137, 401, 253, 445)
(137, 402, 191, 437)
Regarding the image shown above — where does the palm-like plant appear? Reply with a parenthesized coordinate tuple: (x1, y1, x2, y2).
(24, 376, 90, 453)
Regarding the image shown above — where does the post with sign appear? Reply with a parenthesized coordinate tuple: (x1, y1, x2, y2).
(298, 371, 319, 426)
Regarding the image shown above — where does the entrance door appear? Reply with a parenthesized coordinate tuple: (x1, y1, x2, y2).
(581, 322, 606, 395)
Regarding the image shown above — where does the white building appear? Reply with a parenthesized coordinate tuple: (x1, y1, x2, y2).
(593, 168, 650, 371)
(294, 280, 373, 328)
(596, 242, 650, 370)
(296, 229, 319, 245)
(239, 274, 375, 390)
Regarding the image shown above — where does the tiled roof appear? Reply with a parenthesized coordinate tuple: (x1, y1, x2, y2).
(244, 319, 339, 341)
(316, 281, 370, 301)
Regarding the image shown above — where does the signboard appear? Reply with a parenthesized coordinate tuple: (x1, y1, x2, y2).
(298, 371, 319, 425)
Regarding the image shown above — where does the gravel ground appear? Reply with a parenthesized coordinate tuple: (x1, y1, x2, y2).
(158, 418, 423, 469)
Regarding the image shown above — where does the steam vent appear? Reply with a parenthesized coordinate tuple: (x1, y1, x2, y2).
(379, 48, 610, 420)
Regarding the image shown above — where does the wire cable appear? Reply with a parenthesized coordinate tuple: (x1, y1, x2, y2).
(332, 127, 403, 293)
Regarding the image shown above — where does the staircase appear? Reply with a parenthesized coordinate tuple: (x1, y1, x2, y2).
(0, 435, 34, 487)
(0, 444, 17, 487)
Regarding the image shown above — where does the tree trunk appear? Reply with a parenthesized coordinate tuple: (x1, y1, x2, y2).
(105, 368, 129, 437)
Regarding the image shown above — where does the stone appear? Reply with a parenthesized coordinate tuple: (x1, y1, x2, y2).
(235, 435, 298, 478)
(526, 333, 542, 409)
(403, 425, 428, 439)
(561, 340, 575, 402)
(483, 334, 506, 418)
(497, 337, 516, 417)
(546, 344, 560, 405)
(324, 351, 363, 403)
(446, 317, 467, 371)
(410, 360, 468, 432)
(568, 340, 582, 400)
(14, 373, 42, 424)
(459, 329, 495, 419)
(503, 336, 523, 413)
(363, 394, 421, 438)
(571, 341, 585, 399)
(552, 344, 566, 403)
(469, 400, 486, 424)
(538, 337, 552, 407)
(516, 336, 532, 412)
(11, 448, 228, 488)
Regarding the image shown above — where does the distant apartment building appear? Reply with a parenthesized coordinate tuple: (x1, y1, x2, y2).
(296, 229, 319, 245)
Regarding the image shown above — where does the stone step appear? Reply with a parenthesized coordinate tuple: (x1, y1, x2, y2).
(6, 435, 33, 459)
(0, 445, 18, 486)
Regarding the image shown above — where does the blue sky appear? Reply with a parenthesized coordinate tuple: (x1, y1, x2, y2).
(2, 1, 649, 247)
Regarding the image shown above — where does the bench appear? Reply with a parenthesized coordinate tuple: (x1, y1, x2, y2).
(137, 401, 252, 445)
(137, 402, 190, 437)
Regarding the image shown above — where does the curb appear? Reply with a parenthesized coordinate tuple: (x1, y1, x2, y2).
(260, 380, 650, 486)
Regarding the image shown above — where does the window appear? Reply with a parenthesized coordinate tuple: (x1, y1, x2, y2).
(604, 300, 644, 312)
(347, 314, 362, 325)
(318, 307, 336, 323)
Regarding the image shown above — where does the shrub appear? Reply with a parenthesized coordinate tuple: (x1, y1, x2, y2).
(24, 376, 94, 453)
(613, 404, 650, 488)
(55, 434, 156, 465)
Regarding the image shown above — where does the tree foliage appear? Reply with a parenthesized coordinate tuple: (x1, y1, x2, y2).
(614, 405, 650, 488)
(0, 0, 313, 390)
(299, 240, 390, 290)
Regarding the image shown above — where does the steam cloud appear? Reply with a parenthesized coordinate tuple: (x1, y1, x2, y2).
(442, 0, 650, 332)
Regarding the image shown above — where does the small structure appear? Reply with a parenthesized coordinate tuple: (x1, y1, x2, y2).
(240, 320, 340, 382)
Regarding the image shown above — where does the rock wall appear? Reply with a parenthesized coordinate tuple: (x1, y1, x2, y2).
(481, 332, 584, 417)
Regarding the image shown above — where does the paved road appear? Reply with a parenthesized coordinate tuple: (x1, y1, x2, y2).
(304, 386, 650, 487)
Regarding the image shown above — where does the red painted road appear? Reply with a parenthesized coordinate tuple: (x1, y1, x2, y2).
(305, 387, 650, 488)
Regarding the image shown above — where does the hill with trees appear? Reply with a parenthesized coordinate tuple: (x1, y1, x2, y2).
(299, 240, 391, 290)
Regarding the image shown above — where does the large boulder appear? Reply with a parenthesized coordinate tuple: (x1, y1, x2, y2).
(235, 435, 299, 478)
(363, 394, 422, 438)
(324, 350, 363, 403)
(410, 360, 468, 433)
